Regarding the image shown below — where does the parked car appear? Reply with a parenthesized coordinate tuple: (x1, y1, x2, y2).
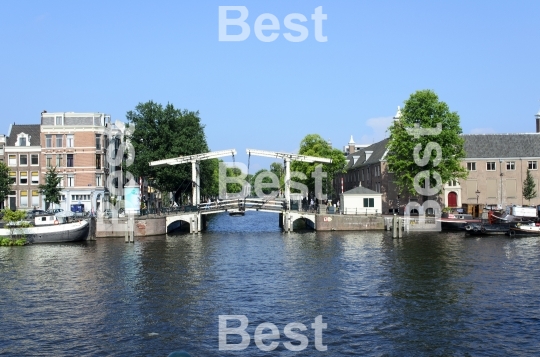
(46, 208, 64, 214)
(25, 209, 46, 219)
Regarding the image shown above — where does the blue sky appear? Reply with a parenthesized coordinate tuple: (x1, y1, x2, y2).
(2, 1, 540, 171)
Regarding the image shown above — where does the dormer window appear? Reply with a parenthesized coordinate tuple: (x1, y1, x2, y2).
(16, 132, 30, 146)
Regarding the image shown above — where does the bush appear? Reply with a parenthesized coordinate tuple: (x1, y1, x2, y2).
(0, 237, 26, 246)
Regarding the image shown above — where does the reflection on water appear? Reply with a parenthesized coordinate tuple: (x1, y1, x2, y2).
(1, 212, 539, 356)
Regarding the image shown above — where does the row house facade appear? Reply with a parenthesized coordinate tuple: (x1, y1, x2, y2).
(0, 134, 4, 208)
(5, 125, 43, 210)
(40, 112, 111, 213)
(335, 110, 540, 215)
(454, 133, 540, 210)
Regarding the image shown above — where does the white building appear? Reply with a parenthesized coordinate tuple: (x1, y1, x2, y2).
(340, 186, 383, 215)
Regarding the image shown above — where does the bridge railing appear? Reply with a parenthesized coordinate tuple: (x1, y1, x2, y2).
(195, 198, 285, 213)
(138, 205, 199, 216)
(197, 199, 244, 213)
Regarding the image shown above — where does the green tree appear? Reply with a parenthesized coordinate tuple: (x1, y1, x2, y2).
(38, 167, 62, 210)
(269, 162, 284, 191)
(290, 134, 346, 198)
(125, 101, 218, 197)
(251, 169, 279, 196)
(522, 169, 537, 205)
(225, 166, 244, 195)
(386, 90, 468, 195)
(0, 162, 11, 209)
(1, 208, 29, 242)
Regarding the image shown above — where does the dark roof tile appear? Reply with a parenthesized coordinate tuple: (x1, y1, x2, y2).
(6, 125, 41, 146)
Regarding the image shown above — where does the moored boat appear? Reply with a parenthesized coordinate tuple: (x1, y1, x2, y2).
(508, 222, 540, 237)
(440, 213, 480, 231)
(464, 222, 512, 235)
(228, 209, 245, 217)
(0, 214, 89, 243)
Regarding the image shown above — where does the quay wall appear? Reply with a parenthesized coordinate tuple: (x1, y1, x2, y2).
(94, 217, 171, 238)
(315, 214, 384, 231)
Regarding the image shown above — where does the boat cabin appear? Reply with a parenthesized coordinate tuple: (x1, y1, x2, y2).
(34, 214, 67, 226)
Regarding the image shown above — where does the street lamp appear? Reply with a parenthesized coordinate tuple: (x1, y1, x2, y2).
(475, 189, 481, 217)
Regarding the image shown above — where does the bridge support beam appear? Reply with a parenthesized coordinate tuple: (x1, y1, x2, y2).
(190, 213, 200, 234)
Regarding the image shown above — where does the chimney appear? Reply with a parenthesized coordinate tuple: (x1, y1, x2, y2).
(536, 109, 540, 133)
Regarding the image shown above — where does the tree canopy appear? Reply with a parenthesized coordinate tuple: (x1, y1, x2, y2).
(38, 167, 62, 209)
(125, 101, 217, 197)
(290, 134, 346, 198)
(386, 90, 468, 195)
(523, 169, 537, 204)
(0, 162, 11, 209)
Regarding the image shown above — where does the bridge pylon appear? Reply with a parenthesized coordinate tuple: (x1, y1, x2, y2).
(149, 149, 237, 207)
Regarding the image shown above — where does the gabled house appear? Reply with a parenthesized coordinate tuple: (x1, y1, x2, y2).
(4, 124, 42, 210)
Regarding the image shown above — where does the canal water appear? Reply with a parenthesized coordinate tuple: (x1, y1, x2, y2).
(1, 212, 539, 356)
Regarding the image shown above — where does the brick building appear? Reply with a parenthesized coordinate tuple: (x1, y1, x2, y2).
(335, 109, 540, 215)
(452, 133, 540, 210)
(40, 112, 110, 213)
(4, 124, 42, 210)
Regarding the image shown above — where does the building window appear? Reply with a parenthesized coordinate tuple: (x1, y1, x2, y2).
(31, 171, 39, 185)
(55, 116, 62, 125)
(31, 154, 39, 165)
(19, 137, 27, 146)
(8, 155, 16, 166)
(467, 162, 476, 171)
(528, 161, 537, 170)
(56, 135, 63, 148)
(31, 190, 39, 206)
(20, 172, 28, 185)
(46, 135, 52, 148)
(9, 172, 16, 184)
(506, 161, 515, 170)
(363, 197, 375, 207)
(96, 174, 102, 186)
(486, 162, 496, 171)
(96, 134, 101, 149)
(67, 175, 74, 187)
(20, 190, 28, 207)
(96, 154, 101, 169)
(67, 154, 74, 167)
(19, 154, 28, 166)
(56, 154, 63, 167)
(46, 155, 52, 168)
(66, 134, 74, 148)
(59, 176, 64, 188)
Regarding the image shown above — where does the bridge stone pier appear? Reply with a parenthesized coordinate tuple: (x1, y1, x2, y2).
(281, 211, 316, 232)
(166, 212, 202, 233)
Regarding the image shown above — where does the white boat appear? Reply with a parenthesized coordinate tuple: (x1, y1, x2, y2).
(228, 209, 245, 217)
(0, 214, 89, 244)
(508, 222, 540, 237)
